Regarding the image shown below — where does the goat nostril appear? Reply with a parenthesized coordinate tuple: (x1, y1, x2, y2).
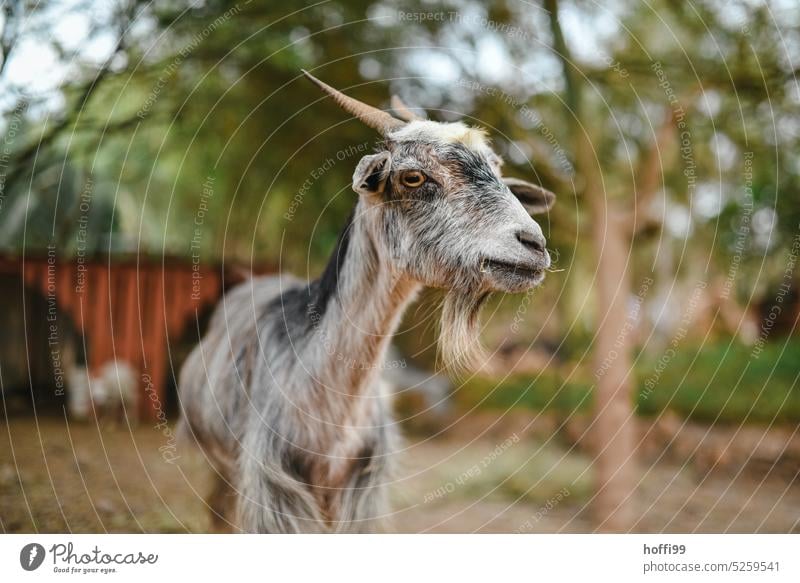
(517, 230, 546, 254)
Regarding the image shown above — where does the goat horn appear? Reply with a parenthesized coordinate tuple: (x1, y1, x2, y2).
(302, 69, 405, 135)
(390, 95, 425, 121)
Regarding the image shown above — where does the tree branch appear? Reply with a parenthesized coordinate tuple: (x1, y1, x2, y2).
(1, 0, 138, 194)
(630, 107, 676, 236)
(544, 0, 582, 122)
(0, 0, 22, 79)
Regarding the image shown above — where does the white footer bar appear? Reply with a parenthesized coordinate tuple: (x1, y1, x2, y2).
(1, 534, 796, 582)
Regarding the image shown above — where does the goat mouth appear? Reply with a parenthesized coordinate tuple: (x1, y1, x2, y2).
(481, 258, 545, 288)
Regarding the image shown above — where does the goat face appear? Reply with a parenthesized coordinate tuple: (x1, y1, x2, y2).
(352, 120, 555, 295)
(303, 70, 557, 369)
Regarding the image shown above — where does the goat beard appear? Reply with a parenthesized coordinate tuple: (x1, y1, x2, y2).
(438, 290, 491, 374)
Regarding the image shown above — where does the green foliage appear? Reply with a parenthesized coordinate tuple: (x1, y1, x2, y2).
(2, 0, 797, 380)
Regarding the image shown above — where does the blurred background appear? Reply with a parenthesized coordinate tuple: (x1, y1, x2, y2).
(0, 0, 798, 533)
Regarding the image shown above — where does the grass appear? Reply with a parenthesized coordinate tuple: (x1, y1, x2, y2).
(456, 338, 800, 424)
(636, 338, 800, 423)
(404, 438, 592, 506)
(456, 371, 592, 416)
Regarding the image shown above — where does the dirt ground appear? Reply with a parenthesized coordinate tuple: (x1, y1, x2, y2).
(1, 413, 798, 533)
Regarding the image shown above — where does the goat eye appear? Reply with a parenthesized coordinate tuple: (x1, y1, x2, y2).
(400, 171, 426, 188)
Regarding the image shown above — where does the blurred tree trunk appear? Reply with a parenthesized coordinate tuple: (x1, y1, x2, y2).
(581, 127, 639, 531)
(546, 0, 637, 531)
(587, 175, 638, 530)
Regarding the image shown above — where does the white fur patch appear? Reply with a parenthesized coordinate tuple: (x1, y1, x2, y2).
(389, 120, 490, 151)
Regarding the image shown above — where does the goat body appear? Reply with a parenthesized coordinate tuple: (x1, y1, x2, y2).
(178, 214, 419, 532)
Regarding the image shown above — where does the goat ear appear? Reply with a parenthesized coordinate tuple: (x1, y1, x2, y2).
(503, 177, 555, 215)
(353, 152, 392, 197)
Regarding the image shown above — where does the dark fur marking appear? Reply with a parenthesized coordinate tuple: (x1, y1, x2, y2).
(283, 448, 313, 486)
(263, 207, 357, 354)
(443, 145, 501, 188)
(363, 159, 387, 192)
(266, 284, 314, 347)
(310, 207, 355, 319)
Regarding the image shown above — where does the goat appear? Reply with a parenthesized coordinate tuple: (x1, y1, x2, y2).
(67, 360, 138, 425)
(177, 71, 556, 533)
(382, 345, 453, 417)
